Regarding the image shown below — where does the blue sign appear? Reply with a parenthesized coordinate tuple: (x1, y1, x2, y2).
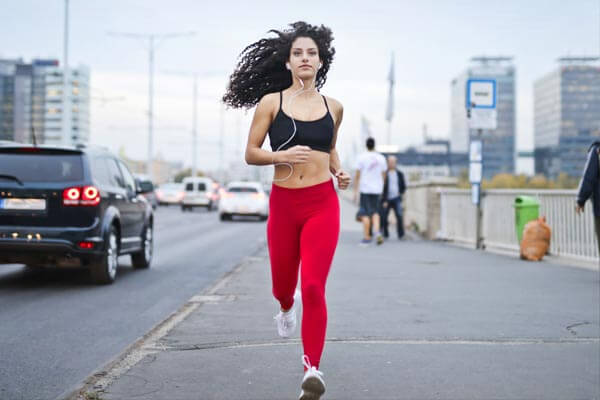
(466, 79, 496, 109)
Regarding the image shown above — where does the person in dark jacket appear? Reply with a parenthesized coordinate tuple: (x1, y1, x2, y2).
(380, 155, 406, 239)
(576, 141, 600, 256)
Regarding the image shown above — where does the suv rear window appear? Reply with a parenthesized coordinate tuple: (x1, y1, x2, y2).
(185, 182, 206, 191)
(229, 187, 258, 193)
(0, 153, 83, 183)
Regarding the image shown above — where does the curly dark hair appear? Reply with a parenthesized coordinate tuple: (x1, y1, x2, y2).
(222, 21, 335, 109)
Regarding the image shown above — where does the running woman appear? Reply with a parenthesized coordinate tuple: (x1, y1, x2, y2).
(223, 21, 351, 400)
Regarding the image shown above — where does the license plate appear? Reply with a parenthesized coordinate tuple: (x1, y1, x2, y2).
(0, 198, 46, 211)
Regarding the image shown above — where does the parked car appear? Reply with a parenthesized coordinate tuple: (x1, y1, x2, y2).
(135, 174, 158, 209)
(156, 182, 184, 206)
(218, 181, 268, 221)
(0, 144, 154, 284)
(181, 176, 215, 211)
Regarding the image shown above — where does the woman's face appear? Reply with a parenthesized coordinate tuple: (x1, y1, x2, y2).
(288, 37, 320, 79)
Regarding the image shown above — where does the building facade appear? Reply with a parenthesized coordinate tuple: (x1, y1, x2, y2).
(0, 59, 18, 141)
(0, 58, 90, 146)
(534, 58, 600, 178)
(381, 139, 469, 182)
(450, 57, 516, 179)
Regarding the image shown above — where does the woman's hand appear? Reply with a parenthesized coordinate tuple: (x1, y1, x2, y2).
(335, 170, 351, 190)
(279, 145, 311, 164)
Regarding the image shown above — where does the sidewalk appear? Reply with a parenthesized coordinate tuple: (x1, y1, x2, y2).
(75, 196, 600, 400)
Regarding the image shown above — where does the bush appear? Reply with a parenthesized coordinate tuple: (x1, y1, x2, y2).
(457, 172, 579, 190)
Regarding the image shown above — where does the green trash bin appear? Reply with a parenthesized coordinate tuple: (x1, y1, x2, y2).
(514, 195, 540, 243)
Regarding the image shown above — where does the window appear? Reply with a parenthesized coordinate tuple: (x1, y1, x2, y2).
(197, 183, 206, 191)
(117, 160, 136, 193)
(228, 187, 258, 193)
(185, 183, 194, 191)
(105, 158, 125, 188)
(0, 152, 83, 183)
(91, 157, 111, 187)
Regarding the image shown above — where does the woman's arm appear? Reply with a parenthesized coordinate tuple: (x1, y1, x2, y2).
(245, 93, 311, 166)
(576, 144, 599, 211)
(244, 93, 279, 165)
(328, 98, 344, 174)
(327, 97, 351, 190)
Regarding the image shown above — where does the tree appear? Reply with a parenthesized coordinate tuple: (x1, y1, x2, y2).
(173, 168, 204, 183)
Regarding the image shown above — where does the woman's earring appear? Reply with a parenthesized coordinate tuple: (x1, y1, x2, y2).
(286, 63, 291, 70)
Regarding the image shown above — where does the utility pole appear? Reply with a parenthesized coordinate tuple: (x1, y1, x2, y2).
(108, 31, 195, 180)
(62, 0, 70, 146)
(192, 74, 198, 178)
(219, 103, 225, 182)
(162, 70, 228, 179)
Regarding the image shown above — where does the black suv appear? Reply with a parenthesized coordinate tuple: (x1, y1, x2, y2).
(0, 144, 154, 284)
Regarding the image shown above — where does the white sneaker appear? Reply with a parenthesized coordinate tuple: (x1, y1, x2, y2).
(299, 355, 325, 400)
(274, 289, 301, 338)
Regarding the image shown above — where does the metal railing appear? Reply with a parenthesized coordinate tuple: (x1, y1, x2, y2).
(438, 188, 598, 263)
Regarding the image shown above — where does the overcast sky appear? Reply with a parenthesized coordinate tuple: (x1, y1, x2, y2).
(2, 0, 599, 171)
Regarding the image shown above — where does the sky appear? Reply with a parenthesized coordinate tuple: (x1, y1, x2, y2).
(2, 0, 599, 172)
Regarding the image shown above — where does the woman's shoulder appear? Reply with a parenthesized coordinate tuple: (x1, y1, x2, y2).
(322, 94, 342, 110)
(256, 92, 280, 117)
(322, 94, 343, 122)
(258, 92, 280, 107)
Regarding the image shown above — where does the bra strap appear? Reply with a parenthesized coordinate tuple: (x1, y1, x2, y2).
(279, 91, 283, 111)
(321, 95, 330, 113)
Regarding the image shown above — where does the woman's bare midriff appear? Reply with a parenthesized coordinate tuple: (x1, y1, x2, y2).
(273, 149, 331, 188)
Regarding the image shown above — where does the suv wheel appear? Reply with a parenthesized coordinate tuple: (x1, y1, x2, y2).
(90, 226, 119, 284)
(132, 224, 153, 269)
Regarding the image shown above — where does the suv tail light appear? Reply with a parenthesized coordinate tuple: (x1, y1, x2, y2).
(63, 186, 100, 206)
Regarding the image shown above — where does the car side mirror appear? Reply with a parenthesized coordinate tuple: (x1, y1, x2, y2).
(135, 179, 153, 194)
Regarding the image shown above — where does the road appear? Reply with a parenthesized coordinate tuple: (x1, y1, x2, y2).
(0, 206, 266, 400)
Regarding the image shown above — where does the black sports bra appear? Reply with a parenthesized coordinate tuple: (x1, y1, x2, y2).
(268, 91, 334, 154)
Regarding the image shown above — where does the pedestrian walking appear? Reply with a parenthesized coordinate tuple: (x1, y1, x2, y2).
(353, 137, 387, 246)
(380, 155, 406, 239)
(576, 140, 600, 257)
(223, 21, 351, 400)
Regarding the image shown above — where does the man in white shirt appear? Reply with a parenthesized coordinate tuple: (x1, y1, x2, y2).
(353, 137, 387, 245)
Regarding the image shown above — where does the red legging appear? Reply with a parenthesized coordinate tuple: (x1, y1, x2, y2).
(267, 179, 340, 370)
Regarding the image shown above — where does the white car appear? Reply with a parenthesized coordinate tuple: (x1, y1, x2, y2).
(219, 181, 268, 221)
(181, 176, 215, 211)
(156, 182, 184, 206)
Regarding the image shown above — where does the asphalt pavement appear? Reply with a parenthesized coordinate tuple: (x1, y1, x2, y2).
(0, 206, 266, 400)
(73, 195, 600, 400)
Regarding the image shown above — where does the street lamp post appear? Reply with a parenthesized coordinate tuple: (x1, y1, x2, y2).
(192, 74, 198, 178)
(62, 0, 70, 146)
(162, 70, 228, 179)
(107, 31, 195, 180)
(161, 70, 198, 178)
